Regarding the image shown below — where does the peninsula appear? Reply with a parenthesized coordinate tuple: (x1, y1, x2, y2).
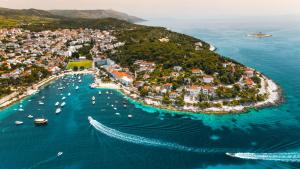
(0, 7, 282, 114)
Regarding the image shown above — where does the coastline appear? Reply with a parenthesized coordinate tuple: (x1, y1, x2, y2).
(91, 74, 284, 115)
(0, 69, 283, 115)
(0, 70, 95, 110)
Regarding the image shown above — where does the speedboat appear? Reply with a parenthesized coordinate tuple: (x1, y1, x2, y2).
(92, 96, 96, 101)
(58, 87, 64, 90)
(62, 97, 66, 100)
(75, 86, 79, 90)
(115, 113, 120, 116)
(55, 108, 62, 114)
(79, 80, 82, 83)
(27, 115, 34, 119)
(114, 107, 117, 110)
(92, 101, 96, 105)
(15, 121, 24, 125)
(128, 114, 133, 118)
(98, 91, 101, 95)
(55, 102, 60, 106)
(61, 102, 66, 107)
(68, 93, 71, 96)
(18, 108, 24, 112)
(38, 101, 44, 105)
(57, 152, 63, 156)
(34, 118, 48, 126)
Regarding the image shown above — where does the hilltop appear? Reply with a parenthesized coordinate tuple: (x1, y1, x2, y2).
(48, 9, 144, 23)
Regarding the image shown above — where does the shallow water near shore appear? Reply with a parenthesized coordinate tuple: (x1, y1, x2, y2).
(1, 18, 300, 168)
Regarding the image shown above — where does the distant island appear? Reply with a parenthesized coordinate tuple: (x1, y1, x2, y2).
(248, 32, 272, 38)
(0, 7, 282, 114)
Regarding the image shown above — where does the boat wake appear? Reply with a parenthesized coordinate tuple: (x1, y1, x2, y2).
(88, 116, 225, 153)
(226, 152, 300, 163)
(27, 152, 62, 169)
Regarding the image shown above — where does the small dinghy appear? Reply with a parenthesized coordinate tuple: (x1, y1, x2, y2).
(61, 102, 66, 107)
(55, 108, 62, 114)
(15, 121, 24, 125)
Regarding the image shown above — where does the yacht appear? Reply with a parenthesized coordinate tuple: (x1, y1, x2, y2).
(57, 152, 63, 156)
(15, 121, 24, 125)
(34, 118, 48, 126)
(27, 115, 34, 119)
(55, 102, 60, 106)
(55, 108, 62, 114)
(61, 102, 66, 107)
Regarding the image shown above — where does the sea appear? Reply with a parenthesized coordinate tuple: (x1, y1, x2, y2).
(1, 17, 300, 169)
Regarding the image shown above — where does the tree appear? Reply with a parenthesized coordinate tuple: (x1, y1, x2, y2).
(162, 95, 171, 105)
(73, 66, 79, 71)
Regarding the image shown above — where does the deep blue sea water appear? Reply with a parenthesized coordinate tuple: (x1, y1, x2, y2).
(1, 17, 300, 169)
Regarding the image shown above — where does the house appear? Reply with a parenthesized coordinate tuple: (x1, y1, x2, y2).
(201, 85, 214, 95)
(169, 91, 179, 99)
(203, 76, 214, 83)
(159, 37, 169, 42)
(186, 85, 202, 96)
(192, 68, 203, 75)
(244, 78, 255, 87)
(173, 66, 182, 72)
(161, 83, 173, 93)
(111, 70, 133, 86)
(245, 68, 254, 77)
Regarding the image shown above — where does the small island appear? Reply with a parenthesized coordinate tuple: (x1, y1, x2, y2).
(0, 8, 282, 114)
(248, 32, 272, 38)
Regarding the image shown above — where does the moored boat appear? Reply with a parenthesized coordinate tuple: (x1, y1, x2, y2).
(34, 118, 48, 125)
(55, 102, 60, 106)
(55, 108, 62, 114)
(27, 115, 34, 119)
(15, 121, 24, 125)
(61, 102, 66, 107)
(92, 96, 96, 101)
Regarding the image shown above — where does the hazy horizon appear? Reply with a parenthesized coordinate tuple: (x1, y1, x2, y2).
(0, 0, 299, 19)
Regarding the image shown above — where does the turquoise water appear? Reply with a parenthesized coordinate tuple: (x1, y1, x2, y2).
(1, 18, 300, 168)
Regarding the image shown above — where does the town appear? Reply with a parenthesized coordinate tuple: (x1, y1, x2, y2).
(0, 27, 276, 113)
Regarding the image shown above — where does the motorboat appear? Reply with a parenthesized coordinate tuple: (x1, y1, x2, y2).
(15, 121, 24, 125)
(61, 102, 66, 107)
(55, 102, 60, 106)
(68, 93, 71, 96)
(92, 101, 96, 105)
(62, 97, 66, 100)
(58, 87, 64, 90)
(128, 114, 133, 118)
(115, 113, 120, 116)
(57, 152, 63, 156)
(38, 101, 44, 105)
(18, 108, 24, 112)
(98, 91, 101, 95)
(55, 108, 62, 114)
(92, 96, 96, 101)
(27, 115, 34, 119)
(34, 118, 48, 125)
(75, 86, 79, 90)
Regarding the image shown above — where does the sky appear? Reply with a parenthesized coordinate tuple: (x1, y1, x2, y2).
(0, 0, 299, 19)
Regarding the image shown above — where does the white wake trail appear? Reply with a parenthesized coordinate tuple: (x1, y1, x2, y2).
(226, 152, 300, 163)
(88, 116, 224, 153)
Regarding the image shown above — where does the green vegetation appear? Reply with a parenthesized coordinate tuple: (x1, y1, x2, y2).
(66, 60, 93, 70)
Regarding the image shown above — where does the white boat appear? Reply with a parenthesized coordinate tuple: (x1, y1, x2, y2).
(115, 113, 120, 116)
(128, 114, 133, 118)
(15, 121, 24, 125)
(98, 91, 101, 95)
(62, 97, 66, 100)
(58, 87, 64, 90)
(68, 93, 71, 96)
(79, 80, 82, 83)
(57, 152, 63, 156)
(55, 102, 60, 106)
(38, 101, 44, 105)
(41, 96, 45, 99)
(114, 107, 117, 110)
(92, 96, 96, 101)
(123, 105, 127, 108)
(61, 102, 66, 107)
(92, 101, 96, 105)
(75, 86, 79, 90)
(55, 108, 62, 114)
(107, 97, 110, 99)
(34, 118, 48, 125)
(106, 91, 109, 94)
(27, 115, 34, 119)
(18, 108, 24, 112)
